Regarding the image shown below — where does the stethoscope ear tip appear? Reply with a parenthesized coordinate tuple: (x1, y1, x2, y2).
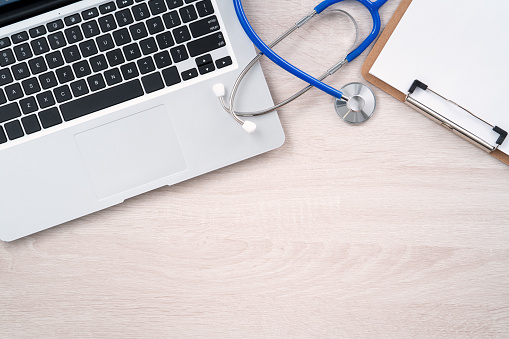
(213, 83, 226, 98)
(242, 121, 257, 133)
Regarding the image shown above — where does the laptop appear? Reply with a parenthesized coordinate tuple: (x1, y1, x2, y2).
(0, 0, 285, 241)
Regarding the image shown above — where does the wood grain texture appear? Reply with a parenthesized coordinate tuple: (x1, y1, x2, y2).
(1, 0, 509, 337)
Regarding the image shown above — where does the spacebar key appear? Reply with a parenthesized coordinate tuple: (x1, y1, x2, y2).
(60, 80, 144, 121)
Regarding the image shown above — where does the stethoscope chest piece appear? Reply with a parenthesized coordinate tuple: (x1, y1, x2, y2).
(334, 82, 376, 125)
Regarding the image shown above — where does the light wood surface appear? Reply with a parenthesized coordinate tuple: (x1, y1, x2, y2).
(2, 1, 509, 337)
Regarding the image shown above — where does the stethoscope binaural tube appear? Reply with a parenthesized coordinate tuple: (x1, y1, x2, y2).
(215, 9, 359, 118)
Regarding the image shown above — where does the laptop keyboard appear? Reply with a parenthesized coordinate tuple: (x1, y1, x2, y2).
(0, 0, 233, 144)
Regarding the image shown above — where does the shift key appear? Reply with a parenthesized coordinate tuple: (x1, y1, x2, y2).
(0, 103, 21, 124)
(187, 32, 226, 57)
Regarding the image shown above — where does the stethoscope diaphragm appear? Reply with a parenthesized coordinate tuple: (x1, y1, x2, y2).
(334, 82, 376, 124)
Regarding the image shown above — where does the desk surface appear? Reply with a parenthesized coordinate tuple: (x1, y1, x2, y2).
(2, 1, 509, 337)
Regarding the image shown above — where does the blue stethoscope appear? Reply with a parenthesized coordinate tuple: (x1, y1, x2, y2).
(213, 0, 389, 133)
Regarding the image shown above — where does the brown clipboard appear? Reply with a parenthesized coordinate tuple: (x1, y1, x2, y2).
(361, 0, 509, 166)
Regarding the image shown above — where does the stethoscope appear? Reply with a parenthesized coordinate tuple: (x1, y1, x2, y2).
(213, 0, 389, 133)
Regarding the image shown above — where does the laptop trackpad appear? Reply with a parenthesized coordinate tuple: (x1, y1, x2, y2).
(75, 105, 187, 200)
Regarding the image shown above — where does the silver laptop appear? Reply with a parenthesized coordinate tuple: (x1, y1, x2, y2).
(0, 0, 284, 241)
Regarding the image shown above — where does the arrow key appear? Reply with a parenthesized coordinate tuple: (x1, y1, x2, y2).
(215, 56, 232, 69)
(181, 68, 198, 81)
(198, 62, 215, 75)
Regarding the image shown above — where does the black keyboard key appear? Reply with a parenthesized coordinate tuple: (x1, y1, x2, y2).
(116, 0, 133, 8)
(47, 20, 64, 32)
(65, 26, 84, 44)
(196, 54, 212, 66)
(112, 28, 131, 46)
(48, 32, 67, 50)
(170, 45, 188, 63)
(154, 50, 172, 68)
(156, 31, 174, 50)
(198, 62, 214, 75)
(65, 14, 82, 26)
(20, 96, 39, 114)
(99, 15, 118, 33)
(181, 68, 197, 81)
(139, 37, 158, 55)
(79, 40, 98, 57)
(0, 37, 11, 49)
(190, 15, 219, 38)
(70, 79, 89, 97)
(0, 89, 5, 105)
(56, 66, 75, 84)
(97, 34, 115, 52)
(104, 68, 122, 86)
(99, 2, 116, 14)
(196, 0, 214, 17)
(11, 31, 29, 44)
(45, 51, 64, 69)
(82, 21, 101, 38)
(166, 0, 183, 9)
(137, 56, 155, 74)
(73, 60, 92, 78)
(149, 0, 167, 15)
(11, 62, 30, 80)
(5, 83, 23, 101)
(0, 49, 15, 66)
(147, 16, 164, 35)
(21, 114, 41, 134)
(82, 7, 99, 20)
(163, 11, 181, 29)
(179, 5, 197, 23)
(187, 32, 225, 57)
(123, 43, 142, 61)
(39, 107, 62, 128)
(173, 26, 191, 44)
(22, 78, 42, 95)
(141, 72, 164, 93)
(0, 102, 21, 123)
(5, 120, 24, 140)
(90, 54, 108, 72)
(54, 85, 73, 103)
(130, 22, 148, 40)
(61, 80, 144, 121)
(0, 68, 13, 86)
(162, 66, 181, 86)
(0, 126, 7, 144)
(29, 26, 47, 38)
(63, 45, 81, 63)
(39, 72, 58, 89)
(115, 9, 134, 27)
(13, 43, 33, 61)
(31, 38, 50, 55)
(121, 62, 139, 80)
(106, 49, 125, 66)
(37, 91, 56, 109)
(132, 3, 150, 21)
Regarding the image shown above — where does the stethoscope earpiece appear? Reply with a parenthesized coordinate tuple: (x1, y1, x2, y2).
(214, 83, 257, 133)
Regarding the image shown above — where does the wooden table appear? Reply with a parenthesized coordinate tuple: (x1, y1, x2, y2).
(2, 1, 508, 337)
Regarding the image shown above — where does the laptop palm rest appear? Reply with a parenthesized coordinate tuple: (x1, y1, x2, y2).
(75, 105, 187, 200)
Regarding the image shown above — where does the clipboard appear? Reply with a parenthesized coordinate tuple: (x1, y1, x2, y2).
(361, 0, 509, 166)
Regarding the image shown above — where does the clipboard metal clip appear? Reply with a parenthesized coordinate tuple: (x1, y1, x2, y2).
(405, 80, 508, 153)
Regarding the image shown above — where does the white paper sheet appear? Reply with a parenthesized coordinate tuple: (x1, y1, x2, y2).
(370, 0, 509, 154)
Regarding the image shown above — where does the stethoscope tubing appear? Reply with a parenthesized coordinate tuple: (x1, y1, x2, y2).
(232, 0, 387, 100)
(226, 9, 359, 117)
